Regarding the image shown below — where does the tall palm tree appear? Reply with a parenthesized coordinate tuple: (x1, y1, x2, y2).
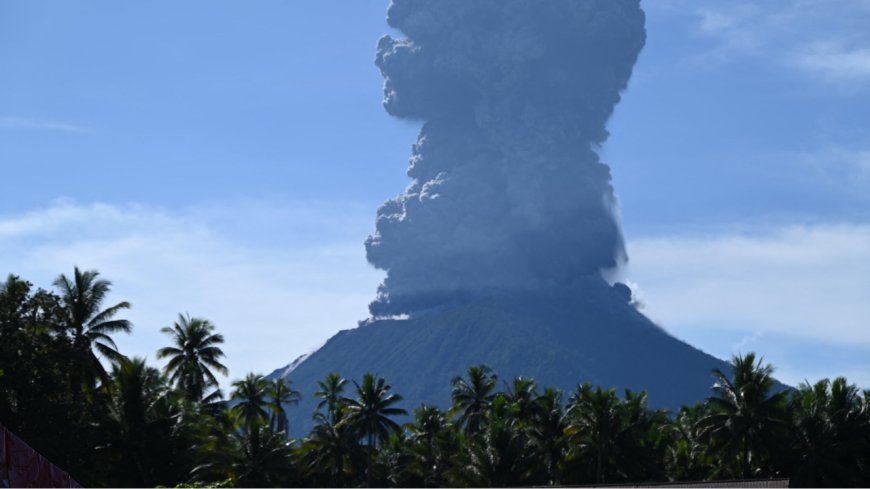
(340, 373, 407, 487)
(789, 377, 870, 486)
(504, 377, 540, 426)
(340, 373, 407, 448)
(54, 267, 132, 388)
(450, 365, 498, 434)
(458, 396, 537, 487)
(610, 390, 670, 483)
(314, 372, 347, 426)
(564, 383, 623, 484)
(156, 313, 228, 402)
(230, 373, 272, 430)
(406, 405, 454, 487)
(697, 352, 788, 479)
(230, 421, 295, 487)
(666, 403, 713, 481)
(103, 357, 166, 487)
(268, 377, 301, 434)
(302, 411, 364, 487)
(529, 388, 566, 485)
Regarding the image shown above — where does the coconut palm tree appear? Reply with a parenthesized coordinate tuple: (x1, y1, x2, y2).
(230, 373, 272, 430)
(54, 267, 132, 388)
(103, 357, 167, 487)
(339, 373, 407, 486)
(230, 420, 295, 487)
(788, 377, 870, 486)
(504, 376, 540, 426)
(340, 373, 407, 448)
(529, 387, 566, 485)
(609, 390, 670, 483)
(314, 372, 347, 426)
(564, 383, 623, 484)
(302, 411, 364, 487)
(450, 365, 498, 434)
(697, 352, 788, 479)
(156, 314, 228, 402)
(666, 403, 713, 481)
(267, 377, 300, 434)
(405, 405, 454, 487)
(458, 395, 538, 487)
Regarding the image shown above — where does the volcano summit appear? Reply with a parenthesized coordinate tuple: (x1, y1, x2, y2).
(270, 0, 728, 427)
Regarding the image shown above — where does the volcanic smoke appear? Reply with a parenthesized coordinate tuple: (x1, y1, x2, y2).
(365, 0, 647, 317)
(271, 1, 732, 426)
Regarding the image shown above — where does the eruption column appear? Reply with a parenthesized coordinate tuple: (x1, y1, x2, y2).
(366, 0, 646, 316)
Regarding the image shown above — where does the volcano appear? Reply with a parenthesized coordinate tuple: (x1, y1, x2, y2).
(268, 0, 730, 431)
(268, 279, 729, 433)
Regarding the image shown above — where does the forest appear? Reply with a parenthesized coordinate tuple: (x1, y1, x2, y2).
(1, 268, 869, 487)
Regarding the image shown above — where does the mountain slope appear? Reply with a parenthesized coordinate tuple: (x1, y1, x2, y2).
(269, 276, 730, 435)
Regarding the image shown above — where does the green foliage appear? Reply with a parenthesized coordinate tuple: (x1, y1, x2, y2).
(698, 353, 790, 479)
(3, 269, 870, 487)
(787, 377, 870, 486)
(168, 478, 235, 488)
(449, 364, 497, 435)
(157, 314, 228, 402)
(54, 267, 132, 390)
(230, 373, 272, 430)
(268, 377, 301, 434)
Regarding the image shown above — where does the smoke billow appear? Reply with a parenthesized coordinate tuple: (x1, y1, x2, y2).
(366, 0, 646, 316)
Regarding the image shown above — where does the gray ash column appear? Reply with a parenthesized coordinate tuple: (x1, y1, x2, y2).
(366, 0, 646, 317)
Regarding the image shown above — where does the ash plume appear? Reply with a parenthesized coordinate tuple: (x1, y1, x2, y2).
(366, 0, 647, 316)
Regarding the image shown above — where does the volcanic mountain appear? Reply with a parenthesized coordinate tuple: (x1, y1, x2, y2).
(268, 0, 731, 431)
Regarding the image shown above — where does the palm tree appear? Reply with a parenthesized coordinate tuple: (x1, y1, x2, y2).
(666, 403, 713, 481)
(314, 372, 347, 426)
(53, 267, 132, 387)
(406, 405, 454, 487)
(340, 373, 407, 448)
(504, 377, 540, 426)
(564, 383, 623, 484)
(267, 377, 300, 434)
(450, 365, 498, 434)
(302, 411, 364, 487)
(230, 373, 272, 430)
(458, 395, 537, 487)
(610, 390, 670, 483)
(156, 314, 228, 402)
(103, 357, 167, 487)
(788, 377, 870, 486)
(529, 387, 566, 485)
(186, 407, 239, 484)
(340, 373, 407, 487)
(698, 352, 788, 479)
(230, 421, 295, 487)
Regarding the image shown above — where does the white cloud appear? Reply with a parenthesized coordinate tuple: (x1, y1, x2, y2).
(626, 223, 870, 385)
(776, 145, 870, 199)
(792, 42, 870, 82)
(647, 0, 870, 83)
(695, 5, 763, 52)
(0, 200, 382, 390)
(5, 201, 869, 390)
(0, 116, 91, 133)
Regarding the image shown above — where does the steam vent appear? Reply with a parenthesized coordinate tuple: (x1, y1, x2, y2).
(269, 0, 729, 432)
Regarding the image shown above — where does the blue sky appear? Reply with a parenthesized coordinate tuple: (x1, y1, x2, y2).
(2, 0, 870, 391)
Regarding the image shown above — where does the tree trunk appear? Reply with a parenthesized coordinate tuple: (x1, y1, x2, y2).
(596, 445, 603, 484)
(742, 435, 750, 480)
(366, 431, 375, 487)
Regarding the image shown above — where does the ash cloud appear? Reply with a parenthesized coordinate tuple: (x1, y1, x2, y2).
(366, 0, 646, 316)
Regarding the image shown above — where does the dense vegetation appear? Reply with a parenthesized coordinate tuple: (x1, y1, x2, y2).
(2, 269, 869, 487)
